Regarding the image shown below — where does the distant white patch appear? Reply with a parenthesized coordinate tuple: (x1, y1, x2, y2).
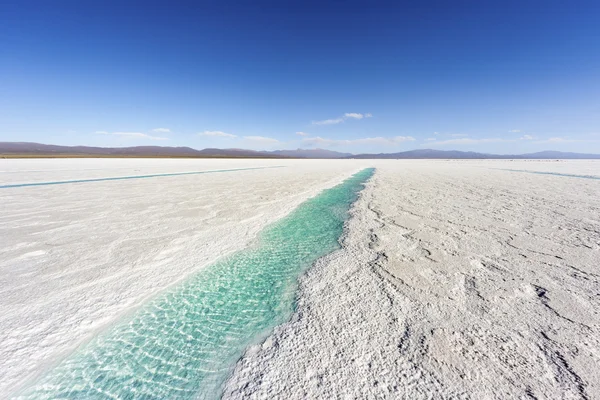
(303, 135, 414, 147)
(243, 136, 279, 143)
(95, 131, 167, 140)
(312, 112, 372, 125)
(200, 130, 237, 138)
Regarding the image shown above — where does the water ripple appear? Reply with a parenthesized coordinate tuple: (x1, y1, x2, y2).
(17, 168, 375, 399)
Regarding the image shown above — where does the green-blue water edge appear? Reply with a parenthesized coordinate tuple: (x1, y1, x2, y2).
(19, 168, 374, 399)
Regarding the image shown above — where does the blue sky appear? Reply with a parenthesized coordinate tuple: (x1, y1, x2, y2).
(1, 0, 599, 154)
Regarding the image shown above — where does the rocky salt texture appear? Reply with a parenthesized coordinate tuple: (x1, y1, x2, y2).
(0, 158, 366, 397)
(224, 161, 600, 399)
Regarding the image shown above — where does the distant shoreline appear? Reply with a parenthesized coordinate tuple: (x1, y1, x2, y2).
(2, 154, 598, 160)
(2, 142, 600, 159)
(0, 154, 291, 159)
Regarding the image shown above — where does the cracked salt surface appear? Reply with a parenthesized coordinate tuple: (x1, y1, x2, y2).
(224, 160, 600, 399)
(3, 159, 599, 399)
(14, 168, 374, 399)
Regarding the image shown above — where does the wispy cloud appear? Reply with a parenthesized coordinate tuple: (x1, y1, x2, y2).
(303, 136, 414, 147)
(312, 112, 372, 125)
(152, 128, 171, 133)
(243, 136, 280, 143)
(428, 137, 510, 146)
(95, 131, 168, 140)
(450, 133, 469, 138)
(429, 135, 597, 146)
(508, 129, 521, 133)
(313, 117, 344, 125)
(199, 130, 237, 138)
(344, 112, 372, 119)
(425, 138, 437, 142)
(296, 131, 309, 136)
(535, 137, 575, 143)
(533, 137, 600, 144)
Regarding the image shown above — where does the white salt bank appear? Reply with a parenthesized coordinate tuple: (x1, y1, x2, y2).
(1, 159, 599, 399)
(223, 160, 600, 399)
(0, 158, 366, 396)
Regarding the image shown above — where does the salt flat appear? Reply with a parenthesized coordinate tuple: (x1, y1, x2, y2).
(224, 160, 600, 399)
(2, 159, 599, 399)
(0, 158, 366, 396)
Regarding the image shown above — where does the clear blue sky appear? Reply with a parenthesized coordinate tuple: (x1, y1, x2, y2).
(2, 0, 599, 154)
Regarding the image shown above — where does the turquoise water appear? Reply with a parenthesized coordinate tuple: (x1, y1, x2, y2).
(0, 166, 283, 189)
(498, 168, 599, 180)
(18, 168, 374, 399)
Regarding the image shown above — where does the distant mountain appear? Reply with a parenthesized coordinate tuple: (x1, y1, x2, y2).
(519, 151, 600, 159)
(270, 148, 352, 158)
(0, 142, 281, 158)
(196, 148, 276, 157)
(0, 142, 202, 156)
(2, 142, 600, 159)
(0, 143, 350, 159)
(349, 149, 600, 159)
(349, 149, 497, 159)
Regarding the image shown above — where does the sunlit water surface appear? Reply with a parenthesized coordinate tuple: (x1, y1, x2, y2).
(18, 168, 374, 400)
(498, 168, 600, 180)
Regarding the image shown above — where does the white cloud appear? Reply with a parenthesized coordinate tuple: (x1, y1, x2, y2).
(535, 137, 575, 143)
(296, 131, 310, 136)
(199, 130, 237, 138)
(313, 112, 373, 125)
(303, 136, 414, 147)
(508, 129, 521, 133)
(313, 117, 345, 125)
(428, 137, 510, 146)
(95, 131, 168, 140)
(243, 136, 280, 143)
(152, 128, 171, 133)
(392, 136, 416, 142)
(533, 137, 600, 144)
(421, 134, 597, 147)
(344, 112, 372, 120)
(429, 135, 596, 146)
(434, 132, 439, 135)
(425, 138, 437, 142)
(450, 133, 469, 138)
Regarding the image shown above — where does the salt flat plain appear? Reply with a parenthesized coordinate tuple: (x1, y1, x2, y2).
(0, 158, 366, 396)
(1, 159, 599, 399)
(224, 160, 600, 399)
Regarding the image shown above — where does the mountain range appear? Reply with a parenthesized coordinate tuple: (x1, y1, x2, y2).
(1, 142, 599, 159)
(349, 149, 600, 159)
